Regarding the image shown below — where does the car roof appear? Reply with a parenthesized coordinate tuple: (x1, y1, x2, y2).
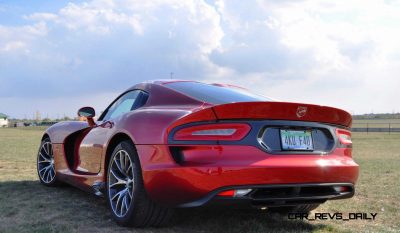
(127, 79, 248, 91)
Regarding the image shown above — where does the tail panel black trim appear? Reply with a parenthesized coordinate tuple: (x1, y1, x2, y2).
(168, 120, 341, 155)
(178, 183, 354, 208)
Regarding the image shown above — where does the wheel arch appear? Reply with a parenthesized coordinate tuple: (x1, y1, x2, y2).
(41, 133, 50, 141)
(104, 133, 138, 177)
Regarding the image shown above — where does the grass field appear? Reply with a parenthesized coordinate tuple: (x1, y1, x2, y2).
(0, 127, 399, 233)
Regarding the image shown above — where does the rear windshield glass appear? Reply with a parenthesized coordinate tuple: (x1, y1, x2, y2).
(165, 82, 272, 104)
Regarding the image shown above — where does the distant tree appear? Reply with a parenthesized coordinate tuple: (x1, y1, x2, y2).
(42, 118, 51, 122)
(353, 113, 400, 119)
(62, 116, 72, 121)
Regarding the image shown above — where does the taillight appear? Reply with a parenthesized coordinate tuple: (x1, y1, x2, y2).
(217, 190, 235, 197)
(173, 123, 251, 141)
(217, 189, 253, 197)
(336, 129, 352, 147)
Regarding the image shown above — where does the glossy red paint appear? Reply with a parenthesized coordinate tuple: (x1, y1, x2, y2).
(212, 102, 352, 127)
(136, 144, 358, 205)
(43, 80, 359, 207)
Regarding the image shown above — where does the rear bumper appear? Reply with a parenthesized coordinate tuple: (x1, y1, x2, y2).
(179, 182, 354, 208)
(136, 145, 359, 207)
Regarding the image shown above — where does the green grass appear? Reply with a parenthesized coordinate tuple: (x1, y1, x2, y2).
(0, 128, 399, 233)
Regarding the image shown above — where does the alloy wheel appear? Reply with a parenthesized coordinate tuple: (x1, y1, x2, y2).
(108, 150, 135, 218)
(37, 140, 56, 183)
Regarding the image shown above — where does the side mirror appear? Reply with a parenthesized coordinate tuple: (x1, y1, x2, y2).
(78, 106, 96, 127)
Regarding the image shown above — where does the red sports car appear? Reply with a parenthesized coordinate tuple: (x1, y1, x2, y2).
(37, 80, 359, 227)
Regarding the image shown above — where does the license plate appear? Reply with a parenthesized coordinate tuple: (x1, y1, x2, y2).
(280, 129, 313, 151)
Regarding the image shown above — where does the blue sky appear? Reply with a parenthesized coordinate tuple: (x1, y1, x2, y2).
(1, 0, 400, 119)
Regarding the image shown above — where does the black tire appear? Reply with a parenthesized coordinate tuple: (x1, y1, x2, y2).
(37, 137, 59, 186)
(106, 140, 173, 227)
(268, 204, 320, 215)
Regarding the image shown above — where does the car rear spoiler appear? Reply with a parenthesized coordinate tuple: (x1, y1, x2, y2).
(169, 102, 352, 131)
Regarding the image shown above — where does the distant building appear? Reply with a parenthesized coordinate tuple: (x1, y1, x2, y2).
(35, 110, 41, 121)
(15, 122, 25, 127)
(0, 113, 8, 127)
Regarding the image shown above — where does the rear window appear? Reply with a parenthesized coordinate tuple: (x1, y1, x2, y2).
(165, 82, 272, 104)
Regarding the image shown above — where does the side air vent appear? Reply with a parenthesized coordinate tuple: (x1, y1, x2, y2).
(169, 146, 185, 165)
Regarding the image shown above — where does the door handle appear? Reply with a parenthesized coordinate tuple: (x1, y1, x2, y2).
(100, 121, 114, 129)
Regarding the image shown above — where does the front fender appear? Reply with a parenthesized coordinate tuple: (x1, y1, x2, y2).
(45, 121, 89, 143)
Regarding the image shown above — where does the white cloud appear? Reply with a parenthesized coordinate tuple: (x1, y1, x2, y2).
(1, 41, 26, 52)
(1, 0, 400, 118)
(0, 0, 223, 102)
(24, 12, 58, 21)
(206, 0, 400, 114)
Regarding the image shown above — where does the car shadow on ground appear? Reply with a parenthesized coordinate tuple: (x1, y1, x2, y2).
(0, 180, 333, 233)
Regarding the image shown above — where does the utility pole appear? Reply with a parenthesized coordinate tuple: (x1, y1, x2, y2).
(170, 72, 174, 80)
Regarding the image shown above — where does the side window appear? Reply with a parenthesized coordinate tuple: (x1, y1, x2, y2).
(102, 90, 140, 121)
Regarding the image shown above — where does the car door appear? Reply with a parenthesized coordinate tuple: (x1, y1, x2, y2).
(76, 90, 143, 174)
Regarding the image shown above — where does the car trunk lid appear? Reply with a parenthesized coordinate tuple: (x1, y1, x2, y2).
(211, 102, 352, 128)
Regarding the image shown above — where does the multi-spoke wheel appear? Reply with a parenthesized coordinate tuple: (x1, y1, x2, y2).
(106, 140, 173, 227)
(108, 149, 134, 218)
(37, 138, 58, 186)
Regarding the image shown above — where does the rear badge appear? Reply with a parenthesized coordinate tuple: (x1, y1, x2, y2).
(296, 106, 307, 118)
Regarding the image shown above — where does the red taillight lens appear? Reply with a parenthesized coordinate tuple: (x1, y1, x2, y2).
(217, 190, 235, 197)
(217, 189, 253, 197)
(173, 123, 251, 141)
(336, 129, 352, 146)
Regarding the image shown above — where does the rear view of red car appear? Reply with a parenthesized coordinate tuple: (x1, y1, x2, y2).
(37, 80, 359, 227)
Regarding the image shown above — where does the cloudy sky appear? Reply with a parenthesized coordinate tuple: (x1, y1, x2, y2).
(1, 0, 400, 119)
